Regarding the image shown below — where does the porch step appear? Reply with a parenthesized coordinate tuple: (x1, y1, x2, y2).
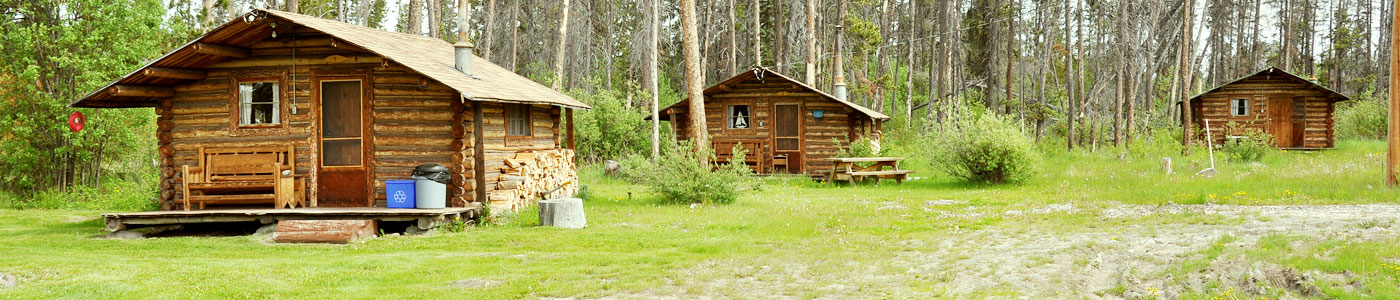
(272, 219, 377, 244)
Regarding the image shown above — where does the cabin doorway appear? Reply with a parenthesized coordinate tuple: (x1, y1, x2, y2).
(317, 78, 371, 207)
(1268, 97, 1297, 148)
(773, 103, 802, 173)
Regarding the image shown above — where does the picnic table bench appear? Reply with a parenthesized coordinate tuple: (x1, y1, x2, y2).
(825, 157, 913, 185)
(181, 146, 307, 210)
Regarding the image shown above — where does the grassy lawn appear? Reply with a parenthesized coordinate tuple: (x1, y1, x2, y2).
(0, 141, 1397, 299)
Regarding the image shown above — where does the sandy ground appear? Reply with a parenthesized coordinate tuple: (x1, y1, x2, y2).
(608, 204, 1400, 299)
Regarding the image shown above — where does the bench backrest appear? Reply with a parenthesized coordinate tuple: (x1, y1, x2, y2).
(199, 146, 295, 181)
(713, 140, 763, 161)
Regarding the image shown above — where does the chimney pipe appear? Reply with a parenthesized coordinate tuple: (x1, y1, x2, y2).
(832, 23, 847, 102)
(454, 0, 474, 76)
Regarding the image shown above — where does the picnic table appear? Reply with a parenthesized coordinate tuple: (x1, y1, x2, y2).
(825, 157, 913, 185)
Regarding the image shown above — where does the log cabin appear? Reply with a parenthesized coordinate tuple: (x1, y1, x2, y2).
(652, 67, 890, 176)
(1186, 67, 1349, 149)
(71, 9, 585, 212)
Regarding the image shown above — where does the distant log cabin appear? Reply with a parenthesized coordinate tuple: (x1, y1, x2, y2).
(71, 9, 587, 212)
(1186, 67, 1349, 149)
(652, 67, 890, 176)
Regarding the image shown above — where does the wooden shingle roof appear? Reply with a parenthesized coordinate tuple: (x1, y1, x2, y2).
(72, 9, 589, 109)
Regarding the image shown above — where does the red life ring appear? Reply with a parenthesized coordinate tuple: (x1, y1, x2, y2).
(68, 111, 85, 132)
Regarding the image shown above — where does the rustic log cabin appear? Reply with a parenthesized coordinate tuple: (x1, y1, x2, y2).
(72, 9, 586, 213)
(652, 67, 890, 175)
(1186, 67, 1349, 149)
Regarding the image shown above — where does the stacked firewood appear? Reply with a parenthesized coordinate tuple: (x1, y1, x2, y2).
(488, 149, 579, 211)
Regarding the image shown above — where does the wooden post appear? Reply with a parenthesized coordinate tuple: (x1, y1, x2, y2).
(1389, 0, 1400, 186)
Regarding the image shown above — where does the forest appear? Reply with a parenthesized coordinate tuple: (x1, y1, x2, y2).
(0, 0, 1394, 204)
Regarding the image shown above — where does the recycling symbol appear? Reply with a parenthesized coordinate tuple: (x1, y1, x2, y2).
(393, 190, 407, 203)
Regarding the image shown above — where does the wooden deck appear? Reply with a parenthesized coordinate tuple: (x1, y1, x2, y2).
(101, 204, 481, 232)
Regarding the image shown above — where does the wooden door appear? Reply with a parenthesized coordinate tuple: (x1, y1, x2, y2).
(318, 79, 369, 207)
(773, 104, 802, 172)
(1268, 97, 1295, 148)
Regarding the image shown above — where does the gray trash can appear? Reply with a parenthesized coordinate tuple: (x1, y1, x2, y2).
(411, 164, 450, 209)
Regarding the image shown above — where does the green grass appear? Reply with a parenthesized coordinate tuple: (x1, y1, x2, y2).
(0, 140, 1396, 298)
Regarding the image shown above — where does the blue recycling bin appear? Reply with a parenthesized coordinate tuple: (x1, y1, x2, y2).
(385, 180, 417, 209)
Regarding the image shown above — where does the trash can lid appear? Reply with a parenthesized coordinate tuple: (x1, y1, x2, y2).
(413, 163, 449, 173)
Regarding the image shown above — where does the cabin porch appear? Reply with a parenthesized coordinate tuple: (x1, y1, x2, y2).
(101, 205, 480, 232)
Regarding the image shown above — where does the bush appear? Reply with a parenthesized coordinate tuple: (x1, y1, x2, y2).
(640, 143, 754, 205)
(932, 113, 1041, 183)
(1220, 122, 1271, 162)
(1335, 90, 1386, 140)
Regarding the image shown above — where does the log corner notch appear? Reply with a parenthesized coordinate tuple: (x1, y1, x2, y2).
(193, 42, 250, 59)
(107, 85, 175, 98)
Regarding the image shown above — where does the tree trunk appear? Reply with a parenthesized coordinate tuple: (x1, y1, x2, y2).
(203, 0, 218, 26)
(754, 0, 762, 67)
(429, 0, 442, 38)
(683, 0, 710, 156)
(905, 0, 915, 120)
(484, 0, 496, 60)
(407, 0, 423, 34)
(805, 0, 816, 85)
(773, 0, 786, 74)
(729, 0, 738, 75)
(1180, 0, 1195, 151)
(651, 0, 661, 160)
(1065, 0, 1076, 150)
(552, 0, 571, 90)
(287, 0, 299, 13)
(1004, 1, 1014, 115)
(510, 0, 519, 72)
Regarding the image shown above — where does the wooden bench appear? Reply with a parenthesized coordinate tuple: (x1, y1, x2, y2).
(713, 140, 765, 172)
(181, 146, 306, 210)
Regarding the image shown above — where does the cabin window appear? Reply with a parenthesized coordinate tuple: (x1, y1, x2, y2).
(239, 81, 280, 125)
(506, 104, 532, 137)
(1230, 98, 1249, 116)
(727, 105, 751, 129)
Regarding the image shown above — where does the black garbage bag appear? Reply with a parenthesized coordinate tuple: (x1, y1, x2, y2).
(411, 163, 452, 185)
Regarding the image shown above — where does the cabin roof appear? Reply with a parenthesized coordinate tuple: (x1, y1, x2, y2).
(1187, 66, 1349, 102)
(650, 67, 890, 121)
(71, 9, 589, 110)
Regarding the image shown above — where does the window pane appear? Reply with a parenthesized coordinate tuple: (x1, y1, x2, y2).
(250, 82, 276, 103)
(729, 106, 750, 129)
(321, 81, 362, 138)
(323, 139, 362, 166)
(251, 103, 274, 124)
(508, 104, 530, 136)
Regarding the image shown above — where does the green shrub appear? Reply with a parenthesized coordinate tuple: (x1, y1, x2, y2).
(932, 113, 1041, 183)
(1220, 122, 1271, 162)
(834, 137, 877, 158)
(640, 143, 754, 205)
(2, 175, 158, 211)
(1335, 90, 1386, 140)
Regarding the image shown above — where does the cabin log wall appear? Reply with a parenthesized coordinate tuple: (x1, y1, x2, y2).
(1190, 74, 1340, 149)
(166, 32, 482, 209)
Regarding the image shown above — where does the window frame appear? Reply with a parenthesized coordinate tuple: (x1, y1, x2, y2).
(228, 72, 289, 136)
(1230, 98, 1250, 117)
(505, 103, 534, 145)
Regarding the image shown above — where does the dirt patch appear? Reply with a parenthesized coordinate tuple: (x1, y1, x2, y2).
(622, 204, 1400, 299)
(0, 273, 16, 289)
(450, 278, 501, 289)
